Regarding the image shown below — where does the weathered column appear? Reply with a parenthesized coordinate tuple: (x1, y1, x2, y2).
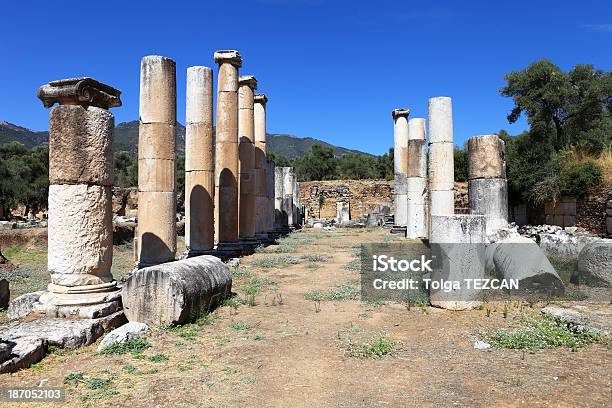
(238, 75, 258, 252)
(406, 118, 428, 239)
(294, 179, 302, 227)
(468, 134, 508, 235)
(267, 160, 278, 238)
(136, 56, 177, 268)
(185, 66, 215, 257)
(274, 166, 287, 233)
(35, 77, 122, 318)
(254, 94, 269, 242)
(392, 109, 409, 232)
(283, 167, 295, 229)
(214, 50, 242, 257)
(428, 97, 455, 224)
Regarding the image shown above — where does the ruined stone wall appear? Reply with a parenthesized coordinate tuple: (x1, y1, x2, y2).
(299, 180, 468, 220)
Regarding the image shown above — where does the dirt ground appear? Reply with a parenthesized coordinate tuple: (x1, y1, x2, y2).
(1, 228, 611, 407)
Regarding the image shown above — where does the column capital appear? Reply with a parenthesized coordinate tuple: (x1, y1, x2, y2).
(392, 108, 410, 119)
(239, 75, 258, 90)
(214, 50, 242, 67)
(254, 94, 268, 105)
(37, 77, 122, 110)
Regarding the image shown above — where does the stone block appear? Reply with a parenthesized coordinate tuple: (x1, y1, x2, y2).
(122, 256, 232, 326)
(0, 279, 8, 309)
(138, 122, 176, 160)
(563, 215, 576, 227)
(428, 97, 453, 144)
(49, 105, 113, 186)
(428, 142, 455, 191)
(138, 158, 175, 192)
(48, 184, 113, 286)
(608, 217, 612, 235)
(408, 118, 426, 141)
(467, 134, 506, 179)
(185, 123, 214, 171)
(7, 291, 44, 320)
(139, 56, 176, 124)
(406, 139, 427, 178)
(185, 170, 215, 252)
(97, 322, 150, 351)
(577, 239, 612, 285)
(429, 190, 454, 217)
(468, 178, 508, 235)
(186, 66, 213, 125)
(394, 193, 408, 227)
(137, 191, 177, 266)
(429, 215, 486, 244)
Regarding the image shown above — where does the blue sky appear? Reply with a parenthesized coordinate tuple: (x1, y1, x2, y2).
(1, 0, 610, 155)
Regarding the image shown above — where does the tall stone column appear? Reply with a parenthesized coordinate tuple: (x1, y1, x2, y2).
(392, 109, 409, 232)
(428, 97, 455, 226)
(137, 56, 177, 268)
(282, 167, 295, 229)
(254, 94, 269, 242)
(274, 166, 287, 233)
(238, 76, 258, 252)
(35, 77, 122, 318)
(185, 66, 215, 257)
(468, 134, 508, 235)
(267, 160, 278, 238)
(406, 118, 428, 239)
(214, 50, 242, 257)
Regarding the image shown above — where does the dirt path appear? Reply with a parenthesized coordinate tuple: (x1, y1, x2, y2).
(1, 228, 610, 407)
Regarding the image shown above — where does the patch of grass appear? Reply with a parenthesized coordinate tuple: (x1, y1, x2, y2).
(172, 324, 202, 341)
(304, 283, 359, 302)
(229, 321, 251, 331)
(230, 266, 253, 279)
(64, 372, 119, 402)
(240, 277, 277, 306)
(64, 372, 85, 384)
(148, 354, 169, 363)
(342, 259, 361, 271)
(216, 335, 231, 347)
(251, 255, 302, 268)
(339, 333, 399, 359)
(301, 253, 330, 263)
(482, 316, 606, 350)
(253, 334, 265, 341)
(99, 338, 150, 356)
(123, 364, 137, 374)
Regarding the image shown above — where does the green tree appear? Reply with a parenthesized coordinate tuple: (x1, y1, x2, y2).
(454, 147, 468, 182)
(114, 151, 137, 187)
(337, 153, 379, 179)
(295, 144, 338, 181)
(266, 151, 292, 167)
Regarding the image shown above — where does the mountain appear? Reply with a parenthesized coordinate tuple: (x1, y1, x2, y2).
(0, 121, 48, 148)
(0, 120, 372, 158)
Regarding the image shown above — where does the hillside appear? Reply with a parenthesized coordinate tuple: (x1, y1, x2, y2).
(0, 120, 370, 159)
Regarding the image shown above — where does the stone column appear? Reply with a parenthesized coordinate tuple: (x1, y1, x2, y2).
(274, 166, 287, 233)
(406, 118, 428, 239)
(35, 77, 122, 318)
(392, 109, 409, 231)
(238, 75, 258, 252)
(428, 97, 454, 223)
(185, 66, 215, 257)
(294, 179, 302, 227)
(468, 134, 508, 235)
(136, 56, 177, 268)
(283, 167, 295, 229)
(254, 94, 269, 242)
(214, 50, 242, 257)
(267, 160, 277, 238)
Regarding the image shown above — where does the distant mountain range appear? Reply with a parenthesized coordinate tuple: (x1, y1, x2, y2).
(0, 120, 372, 159)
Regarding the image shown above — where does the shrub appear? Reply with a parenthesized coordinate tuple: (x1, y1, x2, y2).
(559, 159, 603, 197)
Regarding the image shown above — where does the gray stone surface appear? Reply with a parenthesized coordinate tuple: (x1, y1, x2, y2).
(0, 312, 125, 373)
(468, 178, 508, 235)
(539, 233, 599, 260)
(486, 233, 564, 295)
(429, 215, 487, 244)
(7, 291, 44, 320)
(97, 322, 150, 351)
(122, 256, 232, 326)
(542, 305, 610, 336)
(577, 240, 612, 285)
(0, 279, 8, 309)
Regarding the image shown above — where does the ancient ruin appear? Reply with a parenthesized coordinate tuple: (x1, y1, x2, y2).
(184, 66, 215, 257)
(254, 93, 269, 243)
(392, 108, 409, 232)
(214, 50, 242, 257)
(406, 118, 427, 239)
(136, 56, 177, 268)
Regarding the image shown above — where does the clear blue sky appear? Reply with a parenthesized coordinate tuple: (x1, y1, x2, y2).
(1, 0, 610, 155)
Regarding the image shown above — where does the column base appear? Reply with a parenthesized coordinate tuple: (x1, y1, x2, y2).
(255, 233, 273, 246)
(213, 241, 243, 261)
(239, 237, 261, 255)
(33, 281, 122, 319)
(181, 248, 219, 259)
(390, 226, 407, 234)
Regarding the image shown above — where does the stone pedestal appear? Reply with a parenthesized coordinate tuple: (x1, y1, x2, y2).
(468, 134, 508, 235)
(185, 66, 215, 257)
(428, 97, 455, 231)
(282, 167, 295, 229)
(214, 50, 242, 257)
(35, 78, 122, 318)
(392, 109, 409, 230)
(136, 56, 177, 268)
(274, 166, 290, 234)
(336, 201, 350, 225)
(238, 76, 259, 253)
(254, 94, 270, 243)
(406, 118, 427, 239)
